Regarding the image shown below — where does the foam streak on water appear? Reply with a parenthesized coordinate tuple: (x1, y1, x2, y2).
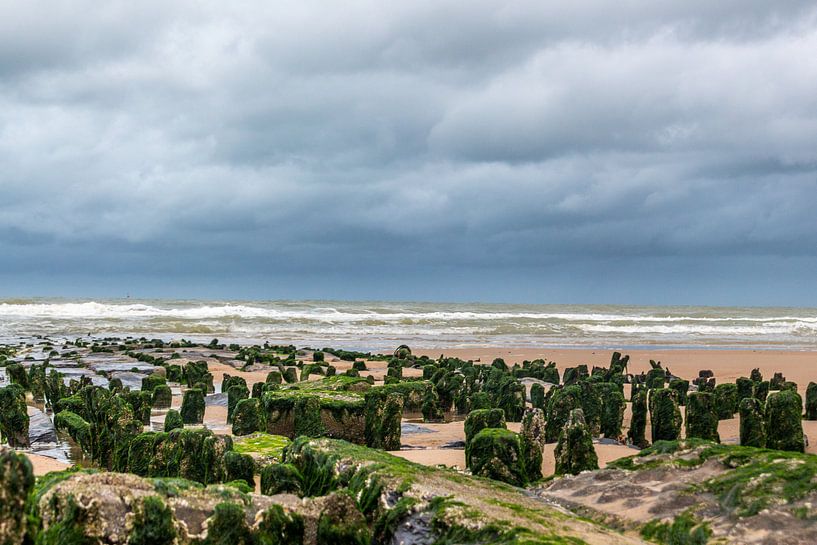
(1, 298, 816, 350)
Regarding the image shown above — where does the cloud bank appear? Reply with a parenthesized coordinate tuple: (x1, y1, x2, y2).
(2, 1, 817, 304)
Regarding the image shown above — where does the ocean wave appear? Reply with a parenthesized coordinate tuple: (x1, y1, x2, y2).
(1, 301, 816, 325)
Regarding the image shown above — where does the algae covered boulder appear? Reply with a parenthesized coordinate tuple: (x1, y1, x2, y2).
(649, 388, 682, 443)
(554, 408, 599, 476)
(739, 397, 766, 448)
(765, 390, 804, 452)
(0, 448, 34, 545)
(469, 428, 528, 486)
(224, 450, 256, 487)
(685, 391, 720, 442)
(421, 383, 444, 422)
(464, 408, 506, 466)
(180, 388, 205, 424)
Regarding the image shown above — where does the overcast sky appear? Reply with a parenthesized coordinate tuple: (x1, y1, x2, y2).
(2, 1, 817, 306)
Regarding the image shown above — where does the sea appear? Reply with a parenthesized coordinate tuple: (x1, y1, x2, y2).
(1, 298, 817, 351)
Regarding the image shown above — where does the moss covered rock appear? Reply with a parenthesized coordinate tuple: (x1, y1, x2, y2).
(554, 408, 599, 476)
(685, 391, 720, 442)
(421, 383, 444, 422)
(224, 451, 255, 487)
(668, 378, 689, 406)
(765, 390, 804, 452)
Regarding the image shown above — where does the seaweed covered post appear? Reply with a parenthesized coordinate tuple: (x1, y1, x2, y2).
(649, 388, 682, 443)
(232, 398, 263, 436)
(739, 397, 766, 448)
(152, 384, 173, 409)
(163, 409, 183, 432)
(0, 448, 34, 545)
(127, 495, 177, 545)
(544, 385, 581, 443)
(668, 378, 689, 406)
(520, 408, 545, 482)
(627, 388, 649, 448)
(596, 382, 625, 439)
(227, 383, 250, 424)
(421, 383, 444, 423)
(765, 390, 804, 452)
(469, 428, 528, 486)
(685, 391, 720, 442)
(0, 385, 30, 448)
(713, 383, 739, 420)
(464, 408, 507, 467)
(530, 383, 546, 410)
(363, 390, 403, 450)
(805, 381, 817, 420)
(554, 408, 599, 476)
(260, 463, 303, 495)
(736, 377, 755, 403)
(180, 388, 205, 424)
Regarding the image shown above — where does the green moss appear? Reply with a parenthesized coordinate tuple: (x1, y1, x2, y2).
(0, 448, 34, 545)
(0, 384, 30, 447)
(739, 397, 765, 448)
(202, 502, 253, 545)
(233, 433, 291, 460)
(151, 385, 172, 409)
(127, 432, 158, 476)
(464, 408, 507, 467)
(232, 398, 263, 436)
(685, 392, 719, 443)
(260, 463, 303, 495)
(469, 428, 528, 486)
(316, 492, 369, 545)
(554, 408, 598, 476)
(765, 390, 804, 452)
(650, 388, 682, 443)
(127, 495, 177, 545)
(180, 388, 205, 424)
(224, 451, 255, 488)
(544, 385, 581, 443)
(640, 512, 711, 545)
(712, 383, 738, 420)
(255, 504, 304, 545)
(227, 383, 250, 424)
(54, 411, 92, 452)
(628, 388, 649, 448)
(163, 409, 183, 432)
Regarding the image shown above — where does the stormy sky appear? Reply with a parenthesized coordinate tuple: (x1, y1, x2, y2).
(2, 1, 817, 306)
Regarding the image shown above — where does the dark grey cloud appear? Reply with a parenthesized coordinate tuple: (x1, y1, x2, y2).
(2, 1, 817, 304)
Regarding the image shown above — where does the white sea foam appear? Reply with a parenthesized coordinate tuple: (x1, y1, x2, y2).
(1, 299, 816, 348)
